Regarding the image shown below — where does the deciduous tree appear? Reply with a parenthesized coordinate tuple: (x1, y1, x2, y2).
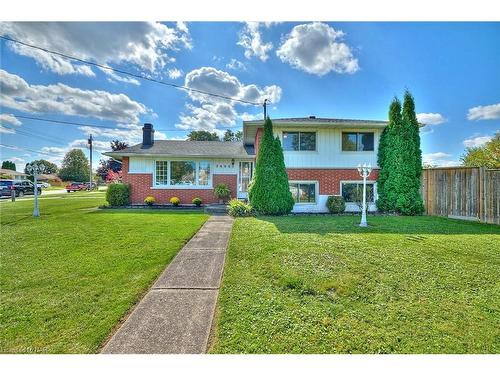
(58, 149, 90, 182)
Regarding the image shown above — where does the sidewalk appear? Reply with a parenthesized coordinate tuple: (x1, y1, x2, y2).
(101, 215, 234, 354)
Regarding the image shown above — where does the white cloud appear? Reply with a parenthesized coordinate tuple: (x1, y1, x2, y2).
(177, 103, 238, 133)
(0, 22, 191, 77)
(277, 22, 359, 76)
(176, 67, 282, 131)
(99, 68, 140, 86)
(463, 135, 492, 148)
(0, 113, 22, 126)
(0, 113, 22, 133)
(184, 67, 281, 105)
(0, 69, 149, 123)
(417, 113, 446, 125)
(467, 103, 500, 121)
(226, 58, 247, 71)
(422, 152, 460, 167)
(237, 22, 273, 62)
(239, 112, 260, 121)
(167, 68, 183, 79)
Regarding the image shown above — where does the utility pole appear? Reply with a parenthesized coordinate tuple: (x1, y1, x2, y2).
(88, 134, 93, 190)
(263, 99, 268, 120)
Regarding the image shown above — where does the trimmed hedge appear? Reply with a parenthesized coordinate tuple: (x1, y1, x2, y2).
(326, 196, 345, 214)
(106, 183, 130, 206)
(228, 199, 254, 217)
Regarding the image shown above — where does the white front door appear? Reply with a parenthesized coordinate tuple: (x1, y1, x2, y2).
(237, 161, 253, 199)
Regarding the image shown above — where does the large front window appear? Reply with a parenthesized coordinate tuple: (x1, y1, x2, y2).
(170, 161, 195, 185)
(289, 182, 316, 203)
(154, 160, 211, 187)
(341, 182, 375, 203)
(283, 132, 316, 151)
(342, 132, 374, 151)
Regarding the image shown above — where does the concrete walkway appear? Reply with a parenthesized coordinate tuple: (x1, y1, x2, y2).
(101, 215, 234, 354)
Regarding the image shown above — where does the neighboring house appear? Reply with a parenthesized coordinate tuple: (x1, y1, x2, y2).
(104, 117, 386, 212)
(0, 168, 28, 181)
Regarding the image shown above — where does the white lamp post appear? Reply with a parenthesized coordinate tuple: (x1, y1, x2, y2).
(26, 163, 46, 218)
(357, 163, 372, 227)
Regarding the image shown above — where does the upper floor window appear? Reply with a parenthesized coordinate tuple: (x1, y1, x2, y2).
(342, 132, 374, 151)
(282, 131, 316, 151)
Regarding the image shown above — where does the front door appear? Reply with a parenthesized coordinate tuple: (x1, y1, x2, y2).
(238, 161, 253, 199)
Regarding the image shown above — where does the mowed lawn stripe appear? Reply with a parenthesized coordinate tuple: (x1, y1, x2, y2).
(0, 192, 208, 353)
(211, 215, 500, 354)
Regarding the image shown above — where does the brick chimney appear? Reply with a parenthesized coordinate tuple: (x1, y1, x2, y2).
(142, 123, 154, 147)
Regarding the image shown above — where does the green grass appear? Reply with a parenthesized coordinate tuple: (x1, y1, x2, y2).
(0, 192, 208, 353)
(211, 215, 500, 353)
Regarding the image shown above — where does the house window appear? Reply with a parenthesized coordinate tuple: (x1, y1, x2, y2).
(289, 182, 316, 204)
(341, 182, 375, 203)
(283, 132, 316, 151)
(198, 161, 211, 186)
(170, 161, 196, 185)
(155, 160, 212, 187)
(155, 161, 168, 185)
(342, 132, 374, 151)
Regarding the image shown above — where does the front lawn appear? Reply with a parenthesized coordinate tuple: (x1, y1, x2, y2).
(211, 215, 500, 353)
(0, 192, 208, 353)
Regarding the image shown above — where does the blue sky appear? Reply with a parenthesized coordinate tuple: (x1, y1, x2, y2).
(1, 22, 499, 170)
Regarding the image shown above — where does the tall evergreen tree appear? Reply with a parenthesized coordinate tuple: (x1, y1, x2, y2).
(377, 92, 424, 215)
(249, 117, 294, 215)
(394, 90, 424, 215)
(376, 97, 401, 212)
(377, 97, 401, 211)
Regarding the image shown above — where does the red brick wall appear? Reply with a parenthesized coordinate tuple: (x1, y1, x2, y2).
(287, 168, 379, 195)
(122, 158, 237, 204)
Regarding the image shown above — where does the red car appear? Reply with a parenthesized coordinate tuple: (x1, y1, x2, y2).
(65, 182, 86, 192)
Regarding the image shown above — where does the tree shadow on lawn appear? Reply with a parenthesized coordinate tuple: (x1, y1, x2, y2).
(258, 214, 500, 236)
(94, 209, 208, 216)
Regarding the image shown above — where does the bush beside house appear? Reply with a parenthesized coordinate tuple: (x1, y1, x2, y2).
(106, 183, 130, 206)
(228, 199, 254, 217)
(249, 117, 295, 215)
(326, 196, 346, 214)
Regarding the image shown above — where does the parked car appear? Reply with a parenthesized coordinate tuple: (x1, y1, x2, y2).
(65, 182, 87, 192)
(0, 180, 42, 197)
(84, 182, 97, 190)
(36, 182, 51, 188)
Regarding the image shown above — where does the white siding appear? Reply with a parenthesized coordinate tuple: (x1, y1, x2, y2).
(129, 157, 154, 174)
(274, 127, 381, 169)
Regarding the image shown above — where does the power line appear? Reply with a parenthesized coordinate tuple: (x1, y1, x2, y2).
(10, 114, 242, 133)
(0, 35, 262, 106)
(0, 143, 55, 157)
(1, 123, 69, 146)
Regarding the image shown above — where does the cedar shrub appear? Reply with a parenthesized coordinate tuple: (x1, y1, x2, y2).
(249, 117, 294, 215)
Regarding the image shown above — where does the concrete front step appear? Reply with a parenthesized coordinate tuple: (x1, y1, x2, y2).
(204, 204, 228, 215)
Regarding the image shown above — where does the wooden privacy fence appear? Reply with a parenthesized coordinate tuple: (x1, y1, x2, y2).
(421, 167, 500, 225)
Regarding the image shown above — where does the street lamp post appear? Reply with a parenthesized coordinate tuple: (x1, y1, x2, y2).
(26, 163, 46, 218)
(357, 163, 372, 227)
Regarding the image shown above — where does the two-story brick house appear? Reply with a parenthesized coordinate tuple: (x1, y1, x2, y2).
(104, 117, 387, 212)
